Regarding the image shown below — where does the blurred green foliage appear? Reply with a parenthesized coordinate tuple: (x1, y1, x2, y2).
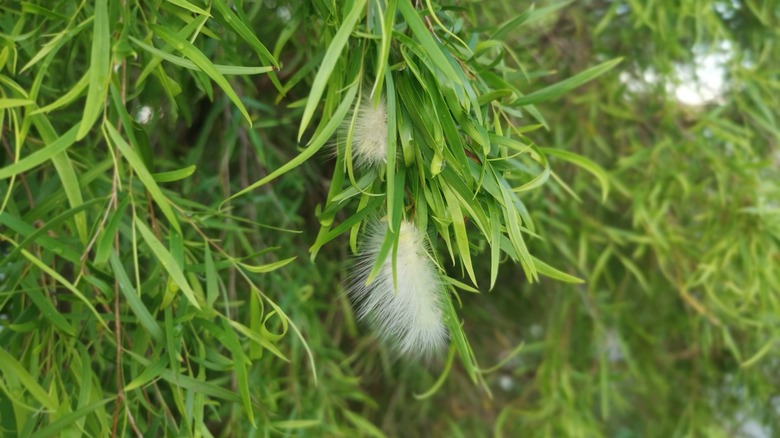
(0, 0, 778, 437)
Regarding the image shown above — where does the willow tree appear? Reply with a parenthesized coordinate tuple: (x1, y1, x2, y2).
(0, 0, 777, 436)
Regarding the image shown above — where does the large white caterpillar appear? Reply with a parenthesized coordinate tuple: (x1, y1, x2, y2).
(341, 93, 388, 169)
(348, 220, 449, 357)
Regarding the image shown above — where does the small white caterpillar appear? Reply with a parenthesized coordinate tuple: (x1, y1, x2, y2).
(348, 220, 449, 357)
(341, 94, 388, 169)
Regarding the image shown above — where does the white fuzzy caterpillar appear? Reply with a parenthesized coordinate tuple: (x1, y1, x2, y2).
(348, 220, 449, 357)
(340, 94, 388, 169)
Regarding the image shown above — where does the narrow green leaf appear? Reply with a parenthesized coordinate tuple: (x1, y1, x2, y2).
(124, 356, 168, 392)
(370, 0, 397, 101)
(0, 198, 102, 267)
(444, 276, 480, 293)
(20, 247, 110, 330)
(497, 175, 537, 281)
(385, 71, 399, 231)
(149, 24, 253, 125)
(30, 72, 89, 114)
(490, 8, 533, 40)
(49, 151, 89, 244)
(397, 0, 461, 85)
(152, 165, 197, 183)
(94, 196, 130, 266)
(213, 0, 278, 67)
(228, 83, 358, 204)
(0, 347, 59, 411)
(240, 256, 296, 273)
(0, 214, 81, 264)
(0, 98, 33, 109)
(24, 289, 76, 336)
(20, 18, 92, 73)
(166, 0, 211, 16)
(310, 194, 384, 258)
(130, 37, 273, 75)
(0, 123, 79, 180)
(441, 184, 477, 285)
(77, 0, 110, 140)
(204, 242, 219, 308)
(423, 0, 472, 57)
(109, 251, 164, 341)
(133, 15, 208, 87)
(442, 294, 481, 385)
(741, 338, 775, 368)
(297, 0, 366, 141)
(31, 399, 112, 438)
(20, 2, 69, 20)
(491, 1, 573, 40)
(389, 167, 405, 235)
(532, 256, 584, 284)
(366, 223, 397, 286)
(343, 410, 388, 438)
(330, 170, 376, 203)
(225, 319, 289, 361)
(74, 344, 96, 432)
(542, 147, 610, 202)
(512, 58, 623, 106)
(414, 346, 456, 399)
(235, 350, 256, 427)
(510, 149, 550, 193)
(488, 204, 501, 291)
(158, 369, 241, 401)
(105, 121, 181, 233)
(134, 217, 201, 310)
(272, 420, 322, 429)
(217, 319, 256, 426)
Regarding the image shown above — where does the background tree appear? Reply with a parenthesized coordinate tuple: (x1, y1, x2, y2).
(0, 0, 778, 436)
